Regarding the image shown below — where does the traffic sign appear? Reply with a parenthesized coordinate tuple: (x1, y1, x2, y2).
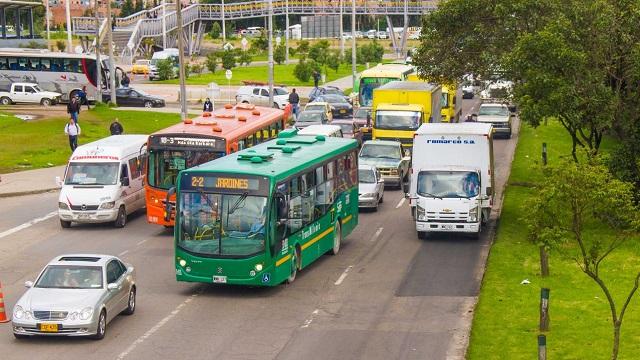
(275, 36, 281, 45)
(225, 69, 232, 80)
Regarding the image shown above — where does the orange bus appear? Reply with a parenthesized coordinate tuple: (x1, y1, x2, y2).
(145, 104, 287, 226)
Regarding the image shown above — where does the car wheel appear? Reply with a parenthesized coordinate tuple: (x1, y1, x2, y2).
(114, 206, 127, 228)
(13, 333, 29, 339)
(92, 310, 107, 340)
(60, 219, 71, 228)
(379, 194, 384, 203)
(0, 97, 11, 105)
(331, 221, 342, 255)
(273, 102, 279, 109)
(41, 98, 52, 106)
(144, 101, 153, 108)
(286, 247, 300, 284)
(122, 287, 136, 315)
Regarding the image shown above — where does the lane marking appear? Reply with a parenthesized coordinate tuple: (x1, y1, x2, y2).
(118, 249, 130, 257)
(334, 265, 353, 285)
(136, 239, 148, 246)
(117, 292, 200, 359)
(395, 198, 406, 209)
(371, 227, 384, 242)
(0, 211, 57, 240)
(301, 309, 320, 328)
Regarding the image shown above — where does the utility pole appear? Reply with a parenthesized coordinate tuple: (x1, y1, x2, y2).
(95, 0, 102, 103)
(45, 0, 50, 48)
(176, 0, 187, 120)
(221, 0, 226, 45)
(65, 0, 72, 52)
(267, 0, 274, 107)
(285, 0, 289, 64)
(339, 0, 344, 58)
(162, 0, 167, 49)
(351, 0, 356, 91)
(107, 0, 116, 105)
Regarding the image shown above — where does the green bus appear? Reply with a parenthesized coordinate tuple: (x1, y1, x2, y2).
(169, 129, 359, 286)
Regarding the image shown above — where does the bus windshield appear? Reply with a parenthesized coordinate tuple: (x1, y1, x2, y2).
(148, 150, 223, 189)
(64, 162, 120, 185)
(417, 171, 480, 198)
(359, 77, 398, 107)
(178, 191, 268, 257)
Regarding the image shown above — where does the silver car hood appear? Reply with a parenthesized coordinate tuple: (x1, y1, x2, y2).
(358, 182, 377, 195)
(20, 287, 104, 311)
(477, 115, 509, 123)
(359, 157, 401, 168)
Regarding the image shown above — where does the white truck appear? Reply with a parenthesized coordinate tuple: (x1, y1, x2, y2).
(0, 82, 62, 106)
(408, 123, 494, 239)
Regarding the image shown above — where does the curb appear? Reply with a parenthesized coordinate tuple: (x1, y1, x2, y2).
(0, 187, 60, 199)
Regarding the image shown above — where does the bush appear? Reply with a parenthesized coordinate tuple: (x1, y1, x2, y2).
(205, 53, 217, 73)
(156, 58, 175, 80)
(190, 63, 204, 75)
(289, 46, 297, 57)
(220, 50, 236, 70)
(294, 59, 314, 83)
(327, 51, 341, 73)
(238, 51, 252, 66)
(210, 22, 221, 39)
(356, 41, 384, 64)
(274, 45, 286, 65)
(19, 41, 47, 49)
(252, 35, 269, 52)
(296, 40, 310, 55)
(56, 40, 66, 52)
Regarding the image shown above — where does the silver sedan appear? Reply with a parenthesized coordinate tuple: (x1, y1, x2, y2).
(12, 254, 136, 340)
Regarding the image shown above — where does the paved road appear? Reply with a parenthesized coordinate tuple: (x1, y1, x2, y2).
(0, 97, 519, 360)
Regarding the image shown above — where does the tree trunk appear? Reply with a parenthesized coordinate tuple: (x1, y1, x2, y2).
(540, 246, 549, 277)
(612, 323, 621, 360)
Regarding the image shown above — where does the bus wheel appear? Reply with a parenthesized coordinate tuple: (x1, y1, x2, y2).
(331, 222, 342, 255)
(287, 247, 300, 284)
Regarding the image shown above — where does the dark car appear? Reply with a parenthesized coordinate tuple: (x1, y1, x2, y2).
(332, 119, 363, 146)
(353, 106, 372, 140)
(314, 94, 353, 118)
(102, 88, 165, 108)
(294, 110, 330, 129)
(309, 86, 350, 103)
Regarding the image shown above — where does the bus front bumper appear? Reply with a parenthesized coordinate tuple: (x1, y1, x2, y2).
(416, 220, 479, 233)
(176, 265, 280, 287)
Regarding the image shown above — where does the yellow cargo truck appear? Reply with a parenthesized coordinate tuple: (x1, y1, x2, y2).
(408, 73, 461, 123)
(372, 81, 442, 154)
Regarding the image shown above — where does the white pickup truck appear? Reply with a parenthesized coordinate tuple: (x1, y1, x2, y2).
(0, 83, 62, 106)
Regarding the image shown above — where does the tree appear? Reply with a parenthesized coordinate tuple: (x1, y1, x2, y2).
(156, 59, 175, 80)
(120, 0, 134, 17)
(326, 51, 341, 73)
(294, 59, 314, 83)
(527, 159, 640, 360)
(238, 51, 252, 66)
(273, 45, 286, 65)
(141, 38, 155, 59)
(56, 40, 66, 52)
(296, 40, 310, 55)
(220, 50, 236, 70)
(210, 22, 221, 40)
(251, 35, 268, 52)
(205, 53, 217, 73)
(134, 0, 143, 13)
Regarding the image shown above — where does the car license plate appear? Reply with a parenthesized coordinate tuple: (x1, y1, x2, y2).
(442, 224, 454, 230)
(39, 323, 59, 332)
(213, 276, 227, 283)
(78, 214, 90, 219)
(340, 109, 346, 114)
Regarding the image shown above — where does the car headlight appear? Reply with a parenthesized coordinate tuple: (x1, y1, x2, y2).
(468, 206, 478, 222)
(79, 307, 93, 321)
(58, 201, 69, 210)
(361, 193, 376, 198)
(416, 205, 426, 221)
(100, 201, 115, 209)
(13, 305, 25, 319)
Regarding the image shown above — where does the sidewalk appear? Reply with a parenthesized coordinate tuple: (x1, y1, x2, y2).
(0, 166, 65, 198)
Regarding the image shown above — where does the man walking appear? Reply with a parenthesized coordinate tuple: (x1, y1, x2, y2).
(312, 70, 321, 88)
(288, 88, 300, 120)
(67, 97, 81, 123)
(64, 118, 81, 152)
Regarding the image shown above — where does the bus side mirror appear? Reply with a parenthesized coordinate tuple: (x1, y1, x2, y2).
(164, 187, 176, 222)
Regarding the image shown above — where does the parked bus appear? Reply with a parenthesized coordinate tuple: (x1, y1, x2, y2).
(169, 129, 359, 286)
(357, 63, 414, 107)
(0, 48, 117, 103)
(145, 104, 287, 227)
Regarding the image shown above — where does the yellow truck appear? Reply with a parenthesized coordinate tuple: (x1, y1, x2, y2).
(372, 81, 442, 155)
(408, 73, 462, 123)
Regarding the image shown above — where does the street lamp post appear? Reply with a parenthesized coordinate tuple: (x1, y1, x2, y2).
(65, 0, 72, 52)
(176, 0, 187, 121)
(45, 0, 50, 47)
(95, 0, 101, 104)
(285, 0, 289, 64)
(162, 0, 167, 49)
(267, 0, 274, 107)
(107, 0, 116, 105)
(351, 0, 356, 91)
(339, 0, 344, 58)
(222, 0, 226, 45)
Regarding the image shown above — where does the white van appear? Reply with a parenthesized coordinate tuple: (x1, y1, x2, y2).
(297, 124, 344, 138)
(148, 48, 180, 80)
(57, 135, 148, 229)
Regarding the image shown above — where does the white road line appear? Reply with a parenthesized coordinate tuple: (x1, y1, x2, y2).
(117, 292, 200, 359)
(395, 198, 406, 209)
(301, 309, 320, 328)
(334, 265, 353, 285)
(136, 239, 148, 246)
(0, 211, 57, 240)
(371, 227, 384, 242)
(118, 249, 130, 257)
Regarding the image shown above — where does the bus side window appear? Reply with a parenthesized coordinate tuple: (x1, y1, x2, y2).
(301, 171, 316, 225)
(325, 161, 336, 205)
(238, 139, 246, 150)
(254, 131, 262, 144)
(246, 135, 254, 148)
(262, 127, 270, 140)
(314, 165, 326, 217)
(0, 57, 7, 70)
(288, 177, 302, 234)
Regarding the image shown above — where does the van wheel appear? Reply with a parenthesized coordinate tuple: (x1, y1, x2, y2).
(41, 98, 52, 106)
(60, 220, 71, 228)
(0, 97, 11, 105)
(114, 206, 127, 228)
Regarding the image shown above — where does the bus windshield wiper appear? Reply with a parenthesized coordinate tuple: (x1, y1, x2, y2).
(229, 192, 249, 215)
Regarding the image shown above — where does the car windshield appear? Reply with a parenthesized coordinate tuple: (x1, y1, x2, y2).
(305, 104, 325, 112)
(135, 60, 148, 65)
(274, 88, 288, 96)
(360, 144, 401, 159)
(298, 112, 323, 122)
(479, 106, 509, 116)
(320, 95, 346, 104)
(417, 171, 480, 198)
(35, 265, 103, 289)
(354, 108, 370, 118)
(358, 169, 376, 183)
(148, 149, 224, 189)
(178, 192, 268, 257)
(336, 123, 353, 134)
(324, 88, 343, 96)
(375, 110, 422, 130)
(64, 162, 120, 185)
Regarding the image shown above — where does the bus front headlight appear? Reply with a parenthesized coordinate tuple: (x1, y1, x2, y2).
(179, 259, 187, 267)
(255, 264, 263, 271)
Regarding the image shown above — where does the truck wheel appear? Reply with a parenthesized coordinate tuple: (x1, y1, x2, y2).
(0, 97, 11, 105)
(41, 98, 52, 106)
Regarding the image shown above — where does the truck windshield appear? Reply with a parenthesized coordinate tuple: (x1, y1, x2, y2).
(64, 162, 120, 185)
(375, 110, 422, 130)
(178, 192, 267, 257)
(417, 171, 480, 198)
(441, 93, 449, 108)
(148, 150, 224, 190)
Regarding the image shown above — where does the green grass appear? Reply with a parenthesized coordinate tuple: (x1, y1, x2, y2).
(0, 105, 181, 174)
(160, 63, 365, 86)
(467, 122, 640, 359)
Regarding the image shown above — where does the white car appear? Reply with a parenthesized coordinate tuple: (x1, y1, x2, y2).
(341, 32, 353, 40)
(366, 30, 377, 39)
(235, 85, 289, 109)
(376, 31, 388, 39)
(354, 31, 364, 39)
(358, 165, 384, 210)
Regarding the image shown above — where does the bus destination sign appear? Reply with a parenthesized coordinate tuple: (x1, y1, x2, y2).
(150, 135, 226, 151)
(182, 174, 269, 196)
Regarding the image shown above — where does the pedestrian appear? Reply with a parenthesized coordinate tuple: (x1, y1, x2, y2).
(203, 98, 213, 112)
(288, 88, 300, 120)
(64, 118, 81, 152)
(78, 86, 90, 110)
(111, 15, 116, 31)
(312, 70, 320, 88)
(110, 118, 124, 135)
(67, 97, 81, 123)
(121, 72, 130, 88)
